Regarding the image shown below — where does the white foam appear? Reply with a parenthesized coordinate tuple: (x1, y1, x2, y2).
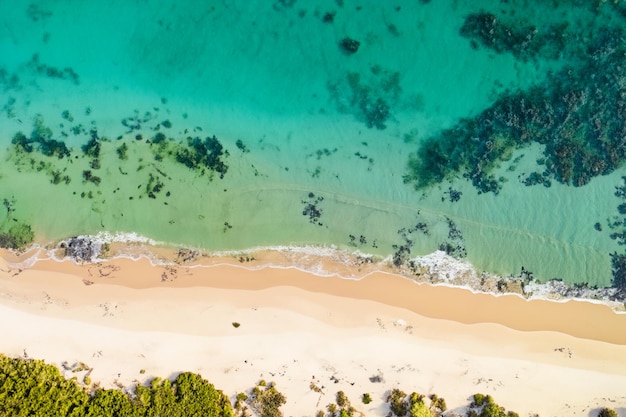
(5, 235, 625, 312)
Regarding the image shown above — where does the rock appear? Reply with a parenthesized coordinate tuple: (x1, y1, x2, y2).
(60, 236, 101, 262)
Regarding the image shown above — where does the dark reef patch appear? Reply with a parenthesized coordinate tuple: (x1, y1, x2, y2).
(328, 66, 401, 130)
(121, 110, 156, 133)
(8, 116, 76, 185)
(301, 192, 324, 226)
(443, 187, 462, 203)
(26, 3, 53, 22)
(174, 136, 229, 178)
(322, 11, 336, 23)
(235, 139, 250, 153)
(27, 54, 79, 85)
(308, 147, 337, 160)
(0, 197, 34, 250)
(460, 12, 568, 61)
(339, 37, 360, 55)
(148, 134, 229, 179)
(12, 115, 71, 159)
(0, 223, 34, 250)
(610, 252, 626, 293)
(146, 173, 165, 199)
(604, 177, 626, 293)
(405, 21, 626, 194)
(391, 218, 432, 267)
(438, 217, 466, 259)
(116, 142, 128, 160)
(82, 170, 101, 186)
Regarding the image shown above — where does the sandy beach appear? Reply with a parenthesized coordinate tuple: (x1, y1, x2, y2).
(1, 249, 626, 416)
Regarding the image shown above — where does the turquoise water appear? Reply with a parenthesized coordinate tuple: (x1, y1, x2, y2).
(1, 0, 625, 288)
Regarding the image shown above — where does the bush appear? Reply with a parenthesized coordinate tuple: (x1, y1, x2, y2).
(473, 393, 486, 407)
(0, 354, 233, 417)
(249, 384, 286, 417)
(598, 408, 618, 417)
(362, 393, 372, 404)
(336, 391, 349, 408)
(387, 388, 408, 416)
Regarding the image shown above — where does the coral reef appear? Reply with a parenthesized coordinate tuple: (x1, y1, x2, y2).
(405, 24, 626, 194)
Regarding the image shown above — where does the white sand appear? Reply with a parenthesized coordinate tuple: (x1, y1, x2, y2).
(1, 255, 625, 416)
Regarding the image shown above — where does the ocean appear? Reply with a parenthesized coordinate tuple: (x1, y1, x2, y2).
(1, 0, 625, 289)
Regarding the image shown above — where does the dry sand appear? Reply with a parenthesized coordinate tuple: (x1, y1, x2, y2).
(1, 249, 626, 416)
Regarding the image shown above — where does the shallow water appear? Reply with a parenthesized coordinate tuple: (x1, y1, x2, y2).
(1, 0, 625, 287)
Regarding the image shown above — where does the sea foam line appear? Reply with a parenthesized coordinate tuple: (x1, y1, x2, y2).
(3, 232, 624, 312)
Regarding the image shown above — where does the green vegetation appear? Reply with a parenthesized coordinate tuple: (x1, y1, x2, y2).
(387, 388, 409, 416)
(234, 392, 248, 412)
(362, 392, 372, 404)
(428, 394, 446, 414)
(469, 394, 519, 417)
(0, 354, 617, 417)
(134, 373, 232, 417)
(324, 390, 357, 416)
(0, 354, 233, 417)
(598, 408, 618, 417)
(384, 390, 449, 417)
(248, 381, 286, 417)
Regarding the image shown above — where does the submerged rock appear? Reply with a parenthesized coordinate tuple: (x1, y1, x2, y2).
(59, 236, 101, 262)
(339, 37, 360, 54)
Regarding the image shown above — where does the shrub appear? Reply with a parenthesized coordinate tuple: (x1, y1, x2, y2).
(0, 354, 233, 417)
(362, 393, 372, 404)
(387, 388, 408, 416)
(473, 393, 486, 407)
(249, 384, 286, 417)
(598, 408, 618, 417)
(336, 391, 349, 408)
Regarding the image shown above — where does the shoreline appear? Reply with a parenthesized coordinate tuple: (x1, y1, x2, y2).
(6, 250, 626, 345)
(4, 236, 626, 313)
(2, 247, 626, 415)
